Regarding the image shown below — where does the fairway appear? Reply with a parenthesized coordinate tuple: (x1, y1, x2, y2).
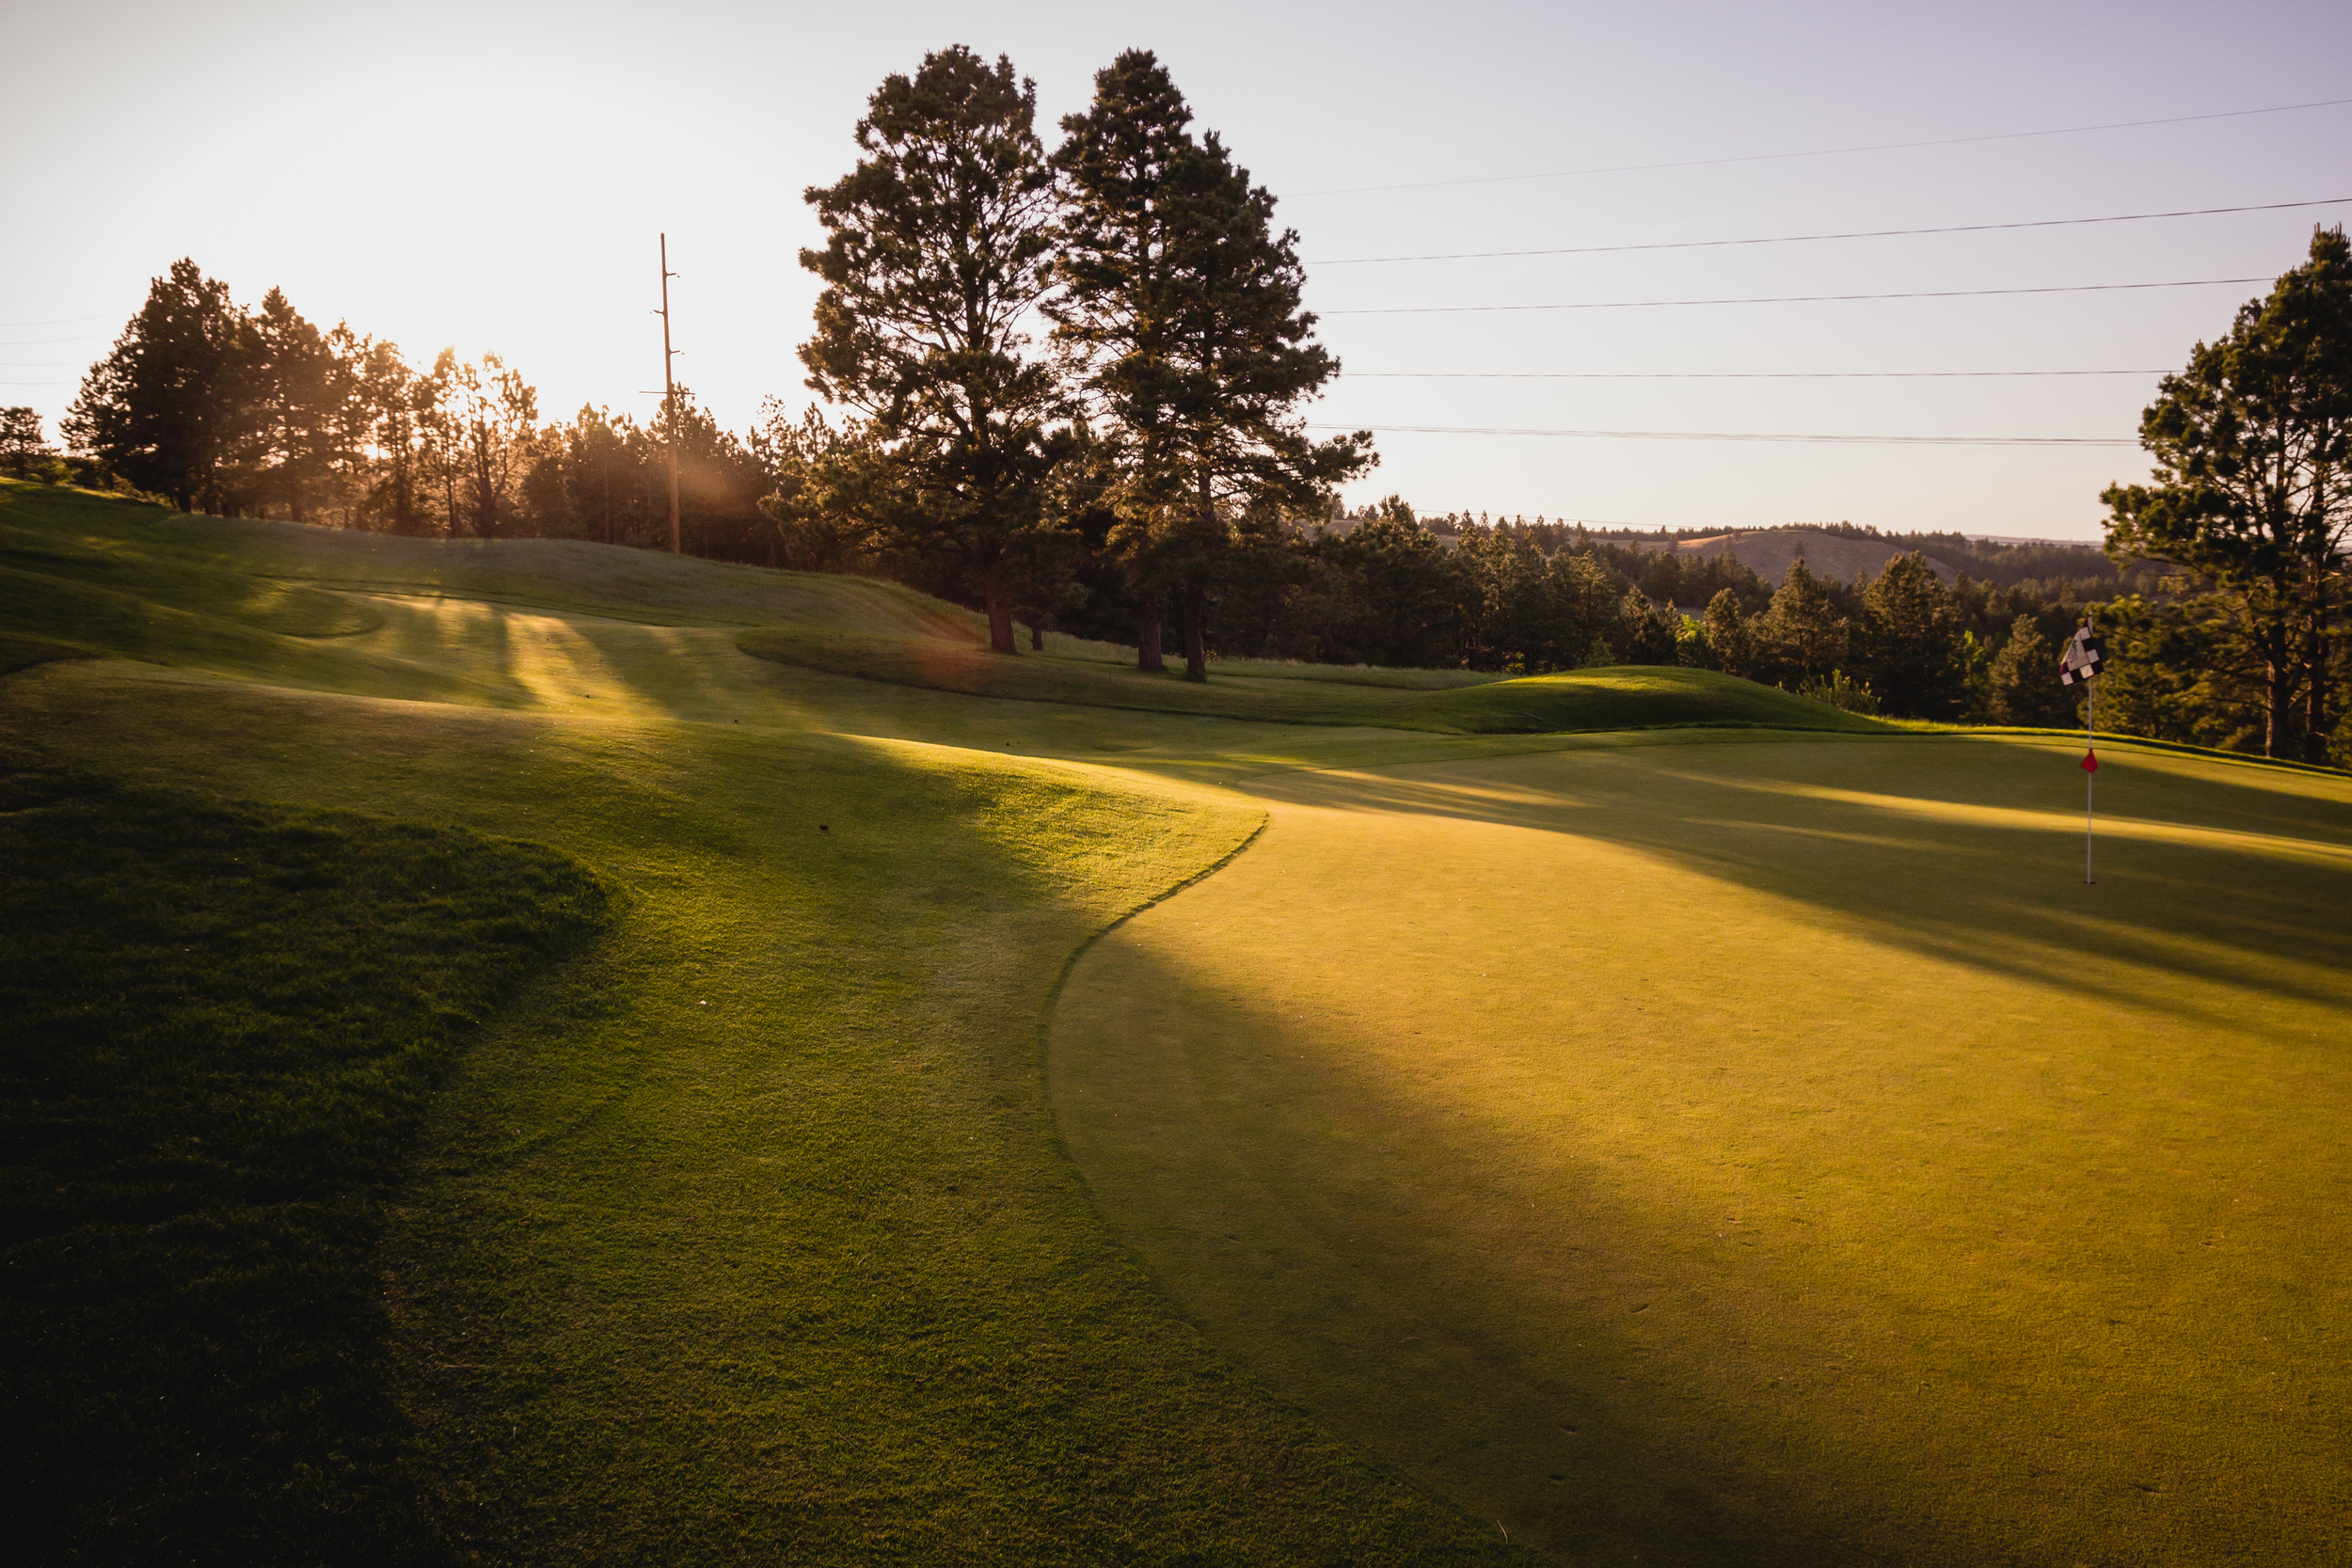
(7, 483, 2350, 1563)
(1052, 736, 2352, 1563)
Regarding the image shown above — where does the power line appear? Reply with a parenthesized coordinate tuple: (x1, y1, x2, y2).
(0, 335, 108, 347)
(1324, 276, 2269, 316)
(0, 315, 111, 328)
(1341, 369, 2164, 380)
(1310, 198, 2351, 265)
(1291, 95, 2352, 198)
(1311, 422, 2137, 447)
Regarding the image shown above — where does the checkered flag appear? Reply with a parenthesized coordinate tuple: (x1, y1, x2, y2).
(2058, 619, 2105, 884)
(2058, 624, 2105, 687)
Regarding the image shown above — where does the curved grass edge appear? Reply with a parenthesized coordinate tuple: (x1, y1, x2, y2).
(1030, 805, 1522, 1552)
(0, 743, 620, 1564)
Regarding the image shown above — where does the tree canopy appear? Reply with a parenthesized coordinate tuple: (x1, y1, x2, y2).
(65, 260, 247, 512)
(1051, 50, 1371, 680)
(799, 45, 1066, 654)
(2103, 225, 2352, 760)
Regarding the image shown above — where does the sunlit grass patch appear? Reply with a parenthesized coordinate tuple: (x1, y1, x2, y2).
(1052, 735, 2352, 1564)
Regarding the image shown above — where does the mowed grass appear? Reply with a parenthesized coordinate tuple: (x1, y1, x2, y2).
(0, 481, 979, 695)
(8, 480, 2349, 1564)
(1052, 735, 2352, 1564)
(0, 745, 612, 1564)
(0, 483, 1517, 1563)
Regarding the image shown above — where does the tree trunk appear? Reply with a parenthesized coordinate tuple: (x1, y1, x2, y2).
(983, 567, 1016, 654)
(1029, 620, 1044, 651)
(2265, 646, 2293, 759)
(1182, 581, 1208, 683)
(1188, 467, 1217, 684)
(1137, 601, 1166, 672)
(2306, 531, 2332, 764)
(2305, 613, 2329, 765)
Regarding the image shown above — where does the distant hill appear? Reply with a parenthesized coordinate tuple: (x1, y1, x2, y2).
(1671, 529, 1959, 587)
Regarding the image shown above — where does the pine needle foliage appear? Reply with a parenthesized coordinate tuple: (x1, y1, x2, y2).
(799, 46, 1067, 655)
(1051, 50, 1372, 681)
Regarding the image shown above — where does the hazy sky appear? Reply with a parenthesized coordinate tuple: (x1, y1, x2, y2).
(6, 0, 2347, 538)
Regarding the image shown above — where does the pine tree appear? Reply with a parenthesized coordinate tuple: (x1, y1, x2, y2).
(64, 260, 246, 512)
(1052, 51, 1371, 681)
(800, 47, 1065, 654)
(1704, 589, 1753, 677)
(1759, 559, 1849, 687)
(1857, 553, 1969, 719)
(1988, 615, 2077, 727)
(2104, 226, 2352, 760)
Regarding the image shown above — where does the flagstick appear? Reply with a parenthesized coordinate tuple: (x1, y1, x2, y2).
(2085, 675, 2095, 886)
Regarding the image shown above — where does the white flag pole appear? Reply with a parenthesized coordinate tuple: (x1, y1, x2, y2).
(2085, 671, 2095, 886)
(2060, 614, 2103, 886)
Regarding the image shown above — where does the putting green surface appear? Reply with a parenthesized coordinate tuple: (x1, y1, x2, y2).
(1052, 736, 2352, 1563)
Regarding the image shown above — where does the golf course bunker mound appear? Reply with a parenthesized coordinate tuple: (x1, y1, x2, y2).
(1049, 735, 2352, 1564)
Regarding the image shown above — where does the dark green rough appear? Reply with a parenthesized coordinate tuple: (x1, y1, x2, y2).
(0, 749, 612, 1564)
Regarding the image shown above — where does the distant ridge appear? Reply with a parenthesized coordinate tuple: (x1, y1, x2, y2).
(1672, 528, 1959, 586)
(1963, 532, 2104, 547)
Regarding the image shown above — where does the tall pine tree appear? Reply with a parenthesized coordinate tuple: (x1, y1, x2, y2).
(1052, 51, 1371, 680)
(800, 47, 1066, 654)
(65, 259, 247, 512)
(2104, 227, 2352, 760)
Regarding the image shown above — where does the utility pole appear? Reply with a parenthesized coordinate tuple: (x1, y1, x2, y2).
(659, 233, 681, 555)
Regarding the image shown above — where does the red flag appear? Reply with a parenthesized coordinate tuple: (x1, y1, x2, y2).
(2081, 749, 2099, 773)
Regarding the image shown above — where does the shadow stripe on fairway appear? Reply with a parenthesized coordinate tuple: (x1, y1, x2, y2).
(1048, 735, 2352, 1564)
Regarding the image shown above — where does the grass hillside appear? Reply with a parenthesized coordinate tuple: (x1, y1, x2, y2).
(0, 482, 978, 685)
(1676, 527, 1959, 585)
(737, 626, 1882, 736)
(4, 479, 2346, 1565)
(0, 484, 1515, 1565)
(5, 478, 1880, 738)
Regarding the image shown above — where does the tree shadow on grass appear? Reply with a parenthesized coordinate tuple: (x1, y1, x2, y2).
(1058, 928, 1927, 1566)
(1051, 746, 2352, 1562)
(1250, 737, 2352, 1024)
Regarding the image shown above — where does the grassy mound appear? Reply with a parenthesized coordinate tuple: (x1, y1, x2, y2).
(0, 483, 1518, 1564)
(738, 626, 1880, 736)
(0, 748, 612, 1564)
(0, 480, 977, 638)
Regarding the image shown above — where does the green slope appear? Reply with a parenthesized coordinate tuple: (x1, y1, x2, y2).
(0, 487, 1516, 1566)
(1053, 736, 2352, 1564)
(0, 746, 612, 1564)
(7, 480, 2346, 1567)
(737, 626, 1881, 735)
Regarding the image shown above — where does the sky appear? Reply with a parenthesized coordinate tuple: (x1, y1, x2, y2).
(5, 0, 2348, 540)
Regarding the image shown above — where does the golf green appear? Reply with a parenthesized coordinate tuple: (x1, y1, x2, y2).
(1051, 736, 2352, 1563)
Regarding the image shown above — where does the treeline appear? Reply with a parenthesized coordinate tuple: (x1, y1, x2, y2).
(1185, 499, 2085, 724)
(32, 43, 2348, 762)
(56, 261, 780, 560)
